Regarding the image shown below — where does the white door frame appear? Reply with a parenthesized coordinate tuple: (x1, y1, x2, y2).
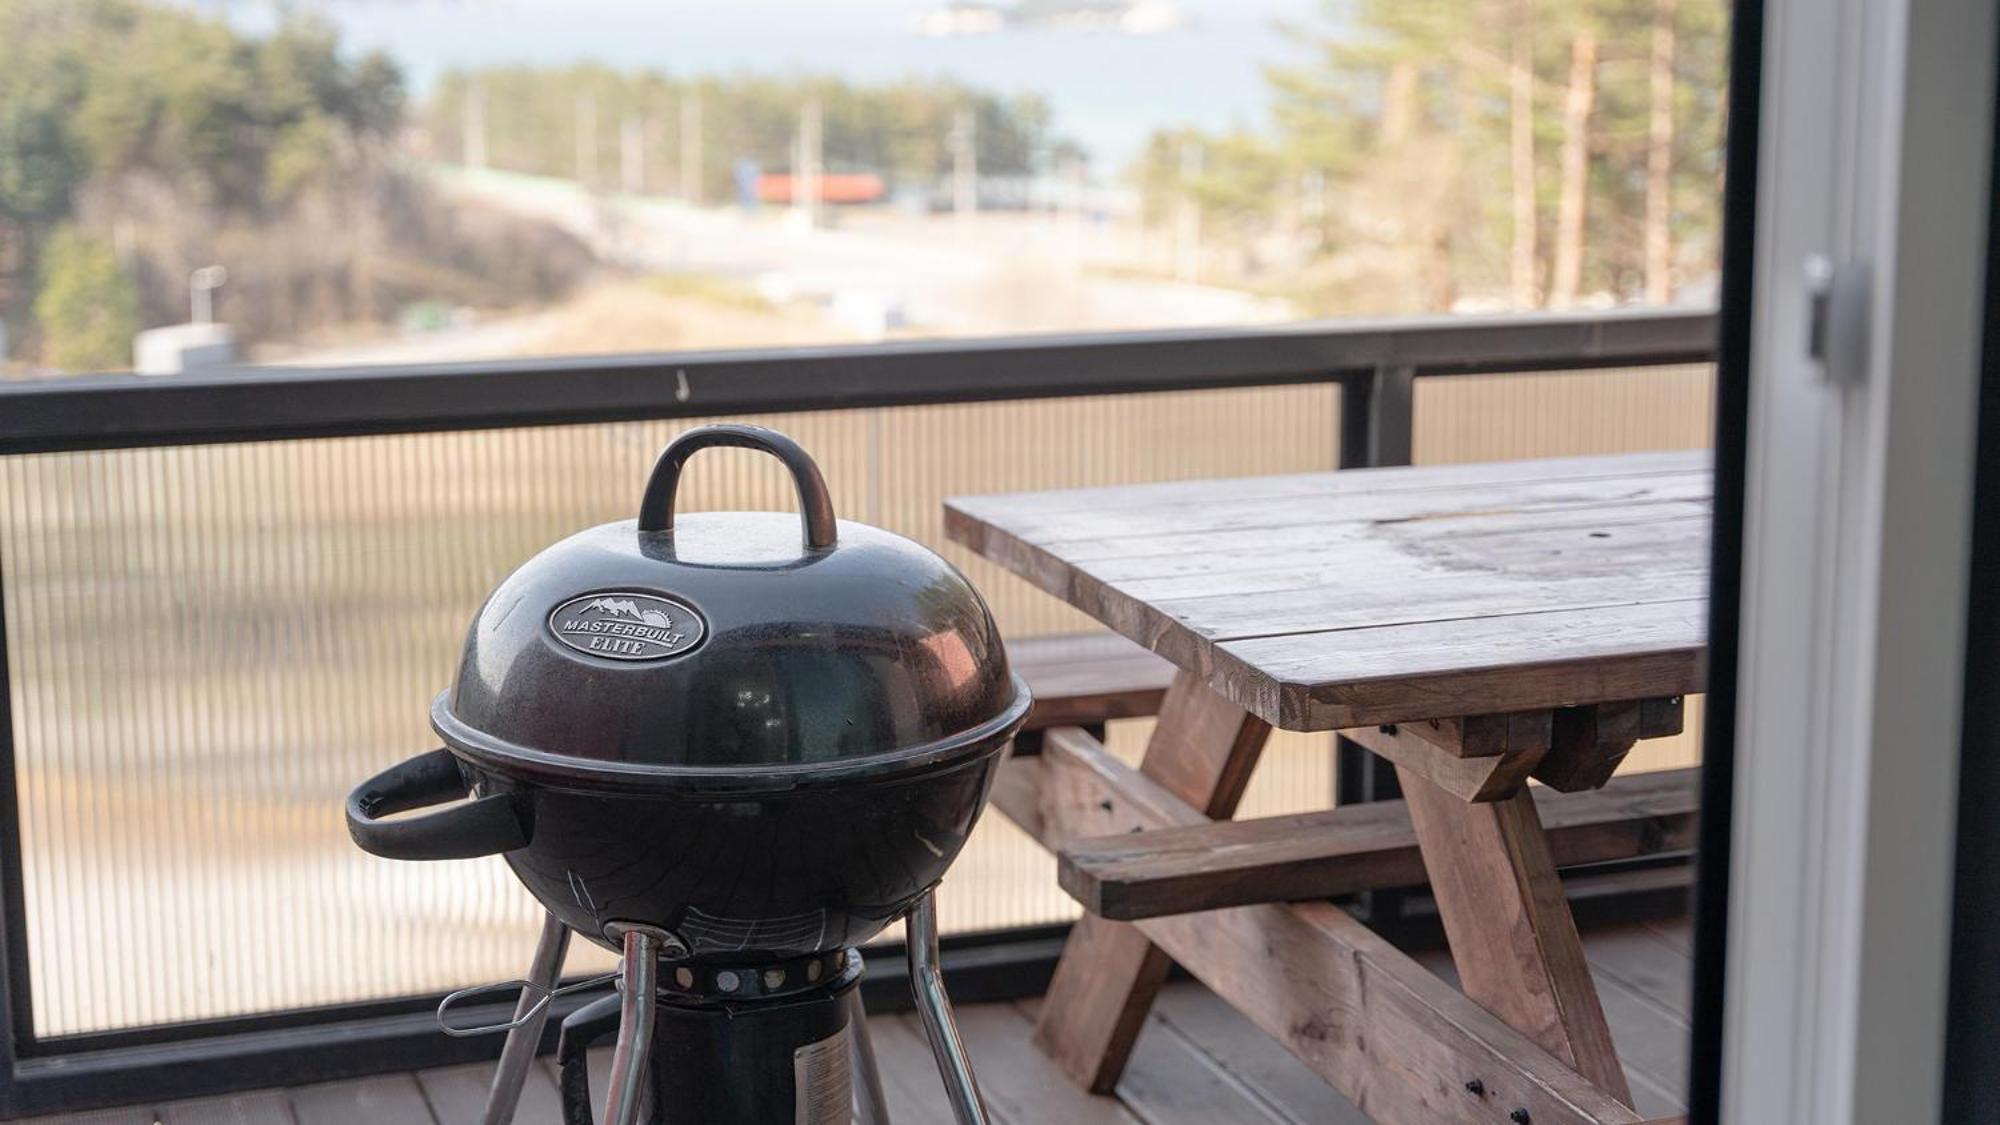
(1722, 0, 1996, 1119)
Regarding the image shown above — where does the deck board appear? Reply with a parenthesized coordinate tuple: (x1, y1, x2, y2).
(15, 1109, 157, 1125)
(1149, 985, 1372, 1124)
(155, 1091, 296, 1125)
(288, 1076, 431, 1125)
(413, 1062, 564, 1125)
(940, 1004, 1142, 1125)
(1011, 994, 1291, 1125)
(1110, 1013, 1291, 1125)
(1414, 926, 1690, 1120)
(1582, 923, 1696, 1021)
(27, 918, 1691, 1124)
(867, 1012, 969, 1125)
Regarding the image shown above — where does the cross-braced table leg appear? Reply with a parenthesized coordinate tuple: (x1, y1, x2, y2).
(1396, 763, 1634, 1105)
(1032, 672, 1272, 1092)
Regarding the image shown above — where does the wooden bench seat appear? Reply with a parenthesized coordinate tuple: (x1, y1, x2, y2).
(1009, 632, 1178, 733)
(991, 729, 1697, 922)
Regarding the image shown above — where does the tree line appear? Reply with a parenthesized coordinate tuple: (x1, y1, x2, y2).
(1135, 0, 1729, 313)
(417, 65, 1070, 202)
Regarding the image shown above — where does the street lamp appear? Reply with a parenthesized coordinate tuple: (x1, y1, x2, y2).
(189, 265, 227, 325)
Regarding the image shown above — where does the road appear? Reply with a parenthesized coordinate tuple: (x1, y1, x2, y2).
(425, 163, 1292, 340)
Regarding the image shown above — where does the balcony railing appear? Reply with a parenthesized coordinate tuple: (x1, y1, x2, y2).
(0, 307, 1716, 1116)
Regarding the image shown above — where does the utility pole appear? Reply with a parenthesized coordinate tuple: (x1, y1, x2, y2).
(463, 82, 487, 170)
(950, 108, 977, 220)
(1175, 138, 1203, 283)
(794, 97, 823, 227)
(680, 92, 703, 204)
(621, 115, 644, 195)
(575, 91, 597, 187)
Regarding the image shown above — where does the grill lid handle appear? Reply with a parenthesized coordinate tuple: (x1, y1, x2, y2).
(637, 424, 837, 550)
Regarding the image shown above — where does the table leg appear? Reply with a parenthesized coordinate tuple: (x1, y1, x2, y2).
(1032, 671, 1272, 1092)
(1396, 763, 1635, 1105)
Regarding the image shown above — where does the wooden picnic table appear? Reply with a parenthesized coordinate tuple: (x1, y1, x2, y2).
(946, 449, 1710, 1125)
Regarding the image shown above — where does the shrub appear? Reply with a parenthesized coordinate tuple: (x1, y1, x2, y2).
(34, 224, 136, 372)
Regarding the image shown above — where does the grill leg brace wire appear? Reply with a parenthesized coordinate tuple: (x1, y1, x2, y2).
(483, 912, 572, 1125)
(908, 890, 988, 1125)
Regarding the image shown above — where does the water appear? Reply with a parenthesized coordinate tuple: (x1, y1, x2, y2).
(212, 0, 1323, 169)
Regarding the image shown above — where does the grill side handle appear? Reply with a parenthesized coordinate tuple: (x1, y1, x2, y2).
(637, 423, 838, 550)
(346, 748, 530, 860)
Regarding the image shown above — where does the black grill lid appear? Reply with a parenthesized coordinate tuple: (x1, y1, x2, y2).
(432, 424, 1028, 792)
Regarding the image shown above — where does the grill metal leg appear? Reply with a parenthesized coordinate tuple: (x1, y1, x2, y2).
(848, 985, 893, 1125)
(907, 890, 987, 1125)
(604, 926, 662, 1125)
(483, 912, 572, 1125)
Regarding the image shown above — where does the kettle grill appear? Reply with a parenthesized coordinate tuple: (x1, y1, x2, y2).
(346, 425, 1029, 1124)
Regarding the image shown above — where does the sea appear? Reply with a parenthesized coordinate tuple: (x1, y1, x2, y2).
(208, 0, 1326, 171)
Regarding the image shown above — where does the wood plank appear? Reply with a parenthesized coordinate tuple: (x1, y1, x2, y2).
(417, 1059, 565, 1125)
(1057, 766, 1700, 921)
(1345, 723, 1548, 801)
(1127, 569, 1708, 659)
(1583, 925, 1696, 1023)
(1414, 946, 1687, 1120)
(950, 450, 1709, 523)
(288, 1074, 433, 1125)
(1097, 522, 1709, 607)
(1536, 703, 1645, 792)
(1011, 632, 1175, 730)
(1642, 916, 1694, 956)
(1061, 505, 1711, 580)
(1149, 984, 1372, 1125)
(868, 1014, 966, 1125)
(1032, 677, 1271, 1094)
(1046, 497, 1713, 566)
(1106, 518, 1710, 604)
(1398, 769, 1633, 1104)
(1586, 975, 1689, 1119)
(1219, 598, 1708, 732)
(1638, 697, 1687, 740)
(1111, 1013, 1290, 1125)
(933, 1003, 1144, 1125)
(952, 467, 1711, 548)
(1016, 995, 1297, 1125)
(1406, 710, 1555, 759)
(14, 1108, 158, 1125)
(156, 1091, 298, 1125)
(1138, 676, 1274, 817)
(1015, 729, 1643, 1125)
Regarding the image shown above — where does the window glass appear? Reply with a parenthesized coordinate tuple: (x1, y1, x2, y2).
(0, 0, 1725, 375)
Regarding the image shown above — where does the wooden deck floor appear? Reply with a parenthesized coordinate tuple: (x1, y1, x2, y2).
(24, 916, 1692, 1125)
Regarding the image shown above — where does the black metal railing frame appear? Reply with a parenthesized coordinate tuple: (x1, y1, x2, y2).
(0, 307, 1716, 1115)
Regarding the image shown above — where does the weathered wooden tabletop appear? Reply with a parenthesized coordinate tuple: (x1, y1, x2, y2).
(946, 449, 1711, 732)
